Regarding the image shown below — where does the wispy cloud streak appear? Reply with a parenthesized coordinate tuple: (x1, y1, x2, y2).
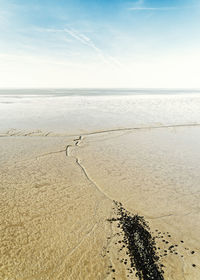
(129, 7, 179, 11)
(64, 28, 121, 67)
(34, 26, 122, 67)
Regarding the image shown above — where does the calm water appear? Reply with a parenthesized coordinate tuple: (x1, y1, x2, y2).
(0, 89, 200, 134)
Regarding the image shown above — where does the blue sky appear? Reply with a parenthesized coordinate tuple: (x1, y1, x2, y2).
(0, 0, 200, 88)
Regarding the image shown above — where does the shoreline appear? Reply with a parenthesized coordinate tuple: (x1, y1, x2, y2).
(1, 121, 200, 138)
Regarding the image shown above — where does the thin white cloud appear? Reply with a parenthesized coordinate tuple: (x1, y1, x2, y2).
(36, 27, 63, 33)
(128, 0, 180, 12)
(64, 28, 122, 67)
(129, 7, 179, 11)
(13, 26, 122, 68)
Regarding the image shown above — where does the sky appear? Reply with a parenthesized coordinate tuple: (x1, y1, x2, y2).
(0, 0, 200, 88)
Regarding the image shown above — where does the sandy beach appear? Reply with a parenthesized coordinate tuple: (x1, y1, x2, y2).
(2, 0, 200, 276)
(1, 92, 200, 280)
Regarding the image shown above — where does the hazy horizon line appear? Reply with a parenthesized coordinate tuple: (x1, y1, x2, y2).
(1, 87, 200, 90)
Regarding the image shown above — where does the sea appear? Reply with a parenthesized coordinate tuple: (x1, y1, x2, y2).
(0, 89, 200, 134)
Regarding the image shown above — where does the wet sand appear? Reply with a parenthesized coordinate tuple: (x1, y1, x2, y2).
(1, 125, 200, 279)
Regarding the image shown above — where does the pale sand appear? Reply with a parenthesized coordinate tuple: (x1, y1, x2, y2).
(1, 126, 200, 279)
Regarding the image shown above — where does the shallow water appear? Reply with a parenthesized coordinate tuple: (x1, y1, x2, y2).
(0, 90, 200, 134)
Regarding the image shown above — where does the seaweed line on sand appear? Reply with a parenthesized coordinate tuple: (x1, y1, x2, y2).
(108, 201, 165, 280)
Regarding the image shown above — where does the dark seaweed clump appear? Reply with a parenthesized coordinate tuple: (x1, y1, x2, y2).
(109, 201, 165, 280)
